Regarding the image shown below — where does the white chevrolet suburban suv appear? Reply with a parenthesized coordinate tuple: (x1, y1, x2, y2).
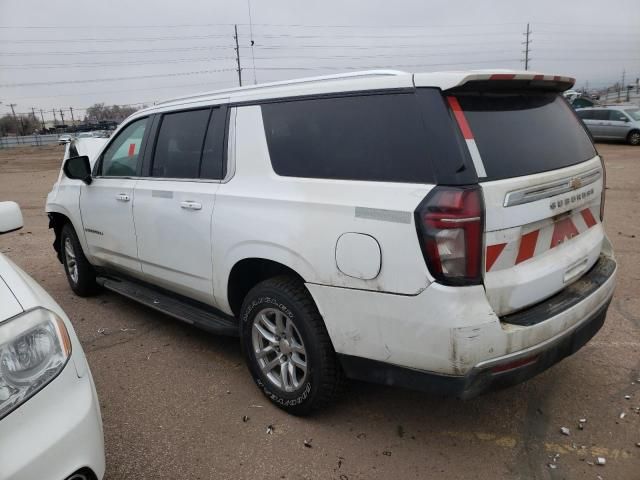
(46, 70, 616, 414)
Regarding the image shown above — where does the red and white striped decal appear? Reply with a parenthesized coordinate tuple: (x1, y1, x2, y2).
(485, 207, 599, 272)
(446, 96, 487, 178)
(460, 73, 575, 84)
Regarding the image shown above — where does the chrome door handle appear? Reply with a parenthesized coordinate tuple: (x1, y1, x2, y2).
(116, 194, 130, 202)
(180, 200, 202, 211)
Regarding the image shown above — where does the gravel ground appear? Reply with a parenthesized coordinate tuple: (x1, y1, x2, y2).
(0, 143, 639, 480)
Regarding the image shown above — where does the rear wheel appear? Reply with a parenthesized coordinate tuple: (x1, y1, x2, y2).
(61, 223, 98, 296)
(628, 130, 640, 146)
(240, 275, 344, 415)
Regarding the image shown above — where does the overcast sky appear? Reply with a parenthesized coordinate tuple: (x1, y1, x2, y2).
(1, 0, 638, 122)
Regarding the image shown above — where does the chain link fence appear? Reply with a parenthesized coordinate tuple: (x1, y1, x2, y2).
(0, 134, 62, 149)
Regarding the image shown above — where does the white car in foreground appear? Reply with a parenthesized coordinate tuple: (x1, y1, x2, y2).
(0, 202, 105, 480)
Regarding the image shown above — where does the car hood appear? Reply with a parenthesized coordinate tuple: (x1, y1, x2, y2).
(0, 253, 63, 322)
(72, 138, 109, 168)
(0, 273, 22, 320)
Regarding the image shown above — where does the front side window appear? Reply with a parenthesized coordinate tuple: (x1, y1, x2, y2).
(151, 109, 211, 179)
(100, 118, 148, 177)
(609, 110, 628, 122)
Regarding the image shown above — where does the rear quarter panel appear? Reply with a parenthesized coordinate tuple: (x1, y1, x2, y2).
(212, 105, 434, 313)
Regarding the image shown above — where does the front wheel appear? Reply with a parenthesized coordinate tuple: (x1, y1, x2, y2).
(61, 223, 98, 296)
(240, 276, 344, 415)
(628, 130, 640, 146)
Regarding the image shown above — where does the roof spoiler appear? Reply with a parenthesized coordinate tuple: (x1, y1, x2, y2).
(414, 71, 575, 93)
(448, 73, 575, 93)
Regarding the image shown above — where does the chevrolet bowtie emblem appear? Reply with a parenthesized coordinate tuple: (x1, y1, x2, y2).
(570, 177, 583, 190)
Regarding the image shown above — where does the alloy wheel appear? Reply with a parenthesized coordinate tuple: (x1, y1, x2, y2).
(251, 307, 308, 392)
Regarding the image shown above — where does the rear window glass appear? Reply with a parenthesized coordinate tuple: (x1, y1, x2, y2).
(261, 94, 436, 183)
(455, 92, 596, 181)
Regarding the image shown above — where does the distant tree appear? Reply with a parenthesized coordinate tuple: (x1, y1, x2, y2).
(0, 113, 40, 136)
(84, 103, 145, 123)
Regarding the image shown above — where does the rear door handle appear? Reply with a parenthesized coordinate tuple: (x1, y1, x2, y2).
(180, 200, 202, 211)
(116, 194, 130, 202)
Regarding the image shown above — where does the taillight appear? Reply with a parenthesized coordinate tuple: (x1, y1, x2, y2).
(599, 156, 606, 221)
(415, 185, 484, 286)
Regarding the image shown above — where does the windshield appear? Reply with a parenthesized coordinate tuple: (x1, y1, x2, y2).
(625, 109, 640, 121)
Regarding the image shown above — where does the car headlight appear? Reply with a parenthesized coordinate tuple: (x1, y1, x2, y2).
(0, 308, 71, 420)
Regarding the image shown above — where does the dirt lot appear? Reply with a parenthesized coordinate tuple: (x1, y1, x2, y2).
(1, 144, 639, 479)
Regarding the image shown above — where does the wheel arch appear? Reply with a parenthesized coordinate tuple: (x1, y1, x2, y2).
(47, 207, 88, 264)
(226, 257, 307, 317)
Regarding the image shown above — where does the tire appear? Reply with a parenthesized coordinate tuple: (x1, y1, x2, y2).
(60, 223, 98, 296)
(628, 130, 640, 146)
(240, 275, 345, 415)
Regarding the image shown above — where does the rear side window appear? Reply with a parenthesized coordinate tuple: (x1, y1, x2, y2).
(455, 92, 596, 181)
(576, 110, 594, 120)
(261, 94, 436, 183)
(592, 110, 609, 121)
(152, 109, 211, 179)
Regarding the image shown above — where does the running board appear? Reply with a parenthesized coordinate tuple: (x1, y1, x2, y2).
(96, 276, 239, 337)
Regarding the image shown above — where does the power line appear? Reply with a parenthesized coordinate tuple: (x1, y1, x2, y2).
(1, 57, 236, 69)
(1, 48, 521, 69)
(0, 34, 237, 44)
(7, 79, 237, 101)
(0, 69, 235, 88)
(0, 46, 231, 56)
(0, 39, 519, 56)
(252, 59, 522, 71)
(0, 21, 525, 30)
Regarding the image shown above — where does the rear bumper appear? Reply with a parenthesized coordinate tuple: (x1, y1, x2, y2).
(338, 296, 610, 398)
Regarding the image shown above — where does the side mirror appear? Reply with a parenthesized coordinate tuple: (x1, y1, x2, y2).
(0, 201, 23, 234)
(63, 155, 92, 185)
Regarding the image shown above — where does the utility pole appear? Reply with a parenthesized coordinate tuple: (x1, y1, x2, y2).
(8, 103, 19, 135)
(8, 103, 25, 136)
(39, 109, 46, 131)
(52, 109, 57, 125)
(234, 24, 243, 87)
(522, 23, 532, 71)
(69, 106, 75, 126)
(59, 108, 65, 129)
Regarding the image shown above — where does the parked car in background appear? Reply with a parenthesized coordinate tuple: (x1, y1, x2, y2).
(0, 201, 105, 480)
(577, 106, 640, 145)
(47, 70, 615, 415)
(570, 96, 595, 109)
(76, 132, 96, 139)
(57, 134, 73, 145)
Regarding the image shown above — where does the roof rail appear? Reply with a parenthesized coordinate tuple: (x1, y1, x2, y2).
(156, 70, 408, 105)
